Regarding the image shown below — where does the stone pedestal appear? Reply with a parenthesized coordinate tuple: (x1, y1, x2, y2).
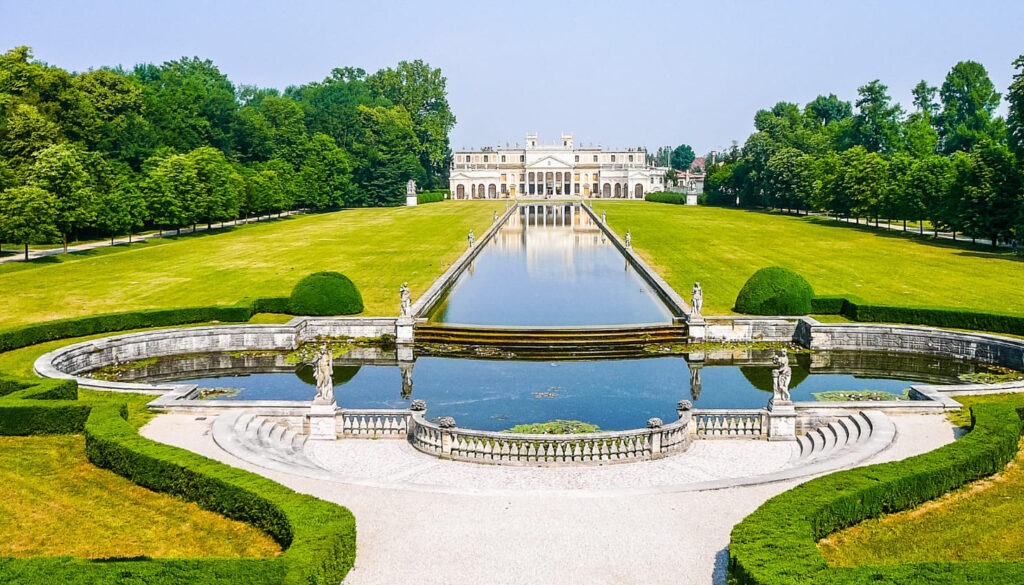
(767, 401, 797, 441)
(406, 194, 418, 207)
(396, 316, 415, 344)
(688, 318, 706, 341)
(685, 193, 698, 206)
(306, 403, 337, 441)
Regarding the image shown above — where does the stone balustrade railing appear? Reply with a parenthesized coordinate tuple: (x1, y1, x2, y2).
(337, 409, 412, 437)
(691, 409, 767, 438)
(407, 411, 692, 466)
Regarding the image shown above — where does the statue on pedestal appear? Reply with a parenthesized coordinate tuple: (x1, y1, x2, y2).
(468, 229, 475, 247)
(771, 349, 792, 404)
(406, 179, 417, 197)
(312, 345, 334, 405)
(601, 211, 607, 224)
(493, 210, 498, 222)
(624, 230, 632, 248)
(399, 282, 412, 317)
(691, 282, 704, 317)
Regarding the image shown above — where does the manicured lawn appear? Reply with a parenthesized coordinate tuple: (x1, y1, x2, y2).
(817, 394, 1024, 566)
(0, 201, 503, 328)
(0, 434, 282, 559)
(593, 202, 1024, 315)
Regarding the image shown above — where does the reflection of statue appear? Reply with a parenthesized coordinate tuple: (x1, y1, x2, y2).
(312, 345, 334, 405)
(691, 282, 704, 317)
(772, 349, 792, 403)
(400, 362, 414, 399)
(468, 229, 475, 247)
(624, 230, 632, 248)
(406, 179, 417, 197)
(689, 366, 703, 401)
(399, 282, 412, 317)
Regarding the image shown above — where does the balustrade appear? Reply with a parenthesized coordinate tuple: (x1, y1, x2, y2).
(338, 409, 411, 437)
(691, 409, 767, 438)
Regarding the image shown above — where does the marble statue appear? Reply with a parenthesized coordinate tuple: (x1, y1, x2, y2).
(691, 282, 704, 317)
(772, 349, 792, 403)
(312, 345, 334, 405)
(624, 230, 632, 248)
(406, 179, 417, 197)
(468, 229, 475, 247)
(399, 282, 412, 317)
(601, 211, 607, 224)
(493, 210, 498, 222)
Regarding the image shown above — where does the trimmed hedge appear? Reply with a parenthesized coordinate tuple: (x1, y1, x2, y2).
(252, 296, 291, 314)
(288, 272, 364, 316)
(645, 191, 687, 205)
(0, 374, 357, 583)
(811, 295, 1024, 336)
(735, 267, 815, 315)
(417, 190, 447, 204)
(729, 402, 1024, 584)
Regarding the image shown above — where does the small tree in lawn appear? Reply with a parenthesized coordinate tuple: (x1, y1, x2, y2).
(0, 186, 60, 259)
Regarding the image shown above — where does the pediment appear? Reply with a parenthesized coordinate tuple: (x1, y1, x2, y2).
(525, 155, 572, 169)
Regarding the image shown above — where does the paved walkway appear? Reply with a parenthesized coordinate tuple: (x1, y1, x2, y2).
(0, 211, 302, 263)
(142, 412, 955, 585)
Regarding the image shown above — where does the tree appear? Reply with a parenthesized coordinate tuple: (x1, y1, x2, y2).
(235, 95, 308, 165)
(350, 105, 422, 206)
(911, 80, 938, 118)
(0, 185, 59, 259)
(665, 168, 678, 186)
(936, 61, 1003, 154)
(670, 144, 695, 171)
(0, 103, 60, 171)
(764, 147, 817, 212)
(367, 60, 455, 188)
(953, 140, 1021, 246)
(188, 146, 242, 227)
(145, 151, 196, 234)
(804, 94, 853, 127)
(299, 133, 353, 210)
(1007, 55, 1024, 160)
(848, 80, 904, 153)
(26, 143, 94, 252)
(905, 155, 953, 235)
(834, 146, 889, 222)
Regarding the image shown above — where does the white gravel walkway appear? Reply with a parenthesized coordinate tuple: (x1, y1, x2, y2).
(141, 413, 954, 585)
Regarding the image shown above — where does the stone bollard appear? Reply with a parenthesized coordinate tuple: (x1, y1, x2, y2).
(648, 417, 664, 457)
(437, 416, 456, 456)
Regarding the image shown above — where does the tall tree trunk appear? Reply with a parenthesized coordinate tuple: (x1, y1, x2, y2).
(24, 243, 29, 260)
(62, 233, 68, 254)
(903, 220, 907, 232)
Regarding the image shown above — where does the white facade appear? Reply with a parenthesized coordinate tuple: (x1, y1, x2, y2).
(449, 134, 670, 200)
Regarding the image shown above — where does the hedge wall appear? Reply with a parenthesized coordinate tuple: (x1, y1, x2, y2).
(0, 374, 357, 584)
(729, 402, 1024, 584)
(811, 295, 1024, 336)
(645, 191, 687, 205)
(417, 190, 447, 204)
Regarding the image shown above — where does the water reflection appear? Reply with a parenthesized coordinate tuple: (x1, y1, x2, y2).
(428, 203, 674, 326)
(117, 349, 998, 431)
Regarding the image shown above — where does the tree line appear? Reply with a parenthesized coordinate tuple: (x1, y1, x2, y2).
(703, 58, 1024, 247)
(0, 47, 456, 256)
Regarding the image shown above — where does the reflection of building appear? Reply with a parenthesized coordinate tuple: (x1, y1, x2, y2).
(450, 133, 670, 200)
(492, 203, 609, 273)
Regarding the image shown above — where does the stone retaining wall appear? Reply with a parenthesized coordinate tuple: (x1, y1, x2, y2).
(702, 317, 799, 342)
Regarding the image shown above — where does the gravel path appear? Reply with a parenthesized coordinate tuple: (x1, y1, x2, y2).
(142, 413, 954, 585)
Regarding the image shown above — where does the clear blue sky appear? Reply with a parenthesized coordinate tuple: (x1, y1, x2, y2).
(2, 0, 1023, 155)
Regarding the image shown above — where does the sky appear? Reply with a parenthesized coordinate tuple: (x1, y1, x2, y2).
(2, 0, 1023, 155)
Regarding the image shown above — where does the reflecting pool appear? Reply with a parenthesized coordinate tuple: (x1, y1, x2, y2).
(117, 350, 993, 431)
(426, 203, 675, 326)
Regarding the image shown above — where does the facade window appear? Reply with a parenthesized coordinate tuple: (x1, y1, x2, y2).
(629, 155, 633, 162)
(501, 155, 506, 162)
(593, 155, 598, 162)
(520, 155, 525, 162)
(500, 173, 507, 182)
(483, 155, 489, 162)
(465, 155, 471, 162)
(611, 155, 616, 162)
(575, 155, 579, 162)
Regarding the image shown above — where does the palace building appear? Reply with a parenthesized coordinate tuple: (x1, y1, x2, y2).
(449, 133, 672, 200)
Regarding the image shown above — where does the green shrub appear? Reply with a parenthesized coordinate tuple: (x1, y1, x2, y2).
(417, 190, 447, 204)
(735, 267, 815, 315)
(288, 272, 364, 316)
(645, 192, 687, 205)
(809, 295, 1024, 336)
(252, 296, 291, 314)
(729, 402, 1024, 584)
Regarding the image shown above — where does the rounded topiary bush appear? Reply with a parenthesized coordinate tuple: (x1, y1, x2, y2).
(288, 271, 364, 316)
(734, 266, 814, 315)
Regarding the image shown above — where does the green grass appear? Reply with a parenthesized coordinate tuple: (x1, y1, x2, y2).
(0, 202, 503, 328)
(817, 394, 1024, 566)
(593, 203, 1024, 315)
